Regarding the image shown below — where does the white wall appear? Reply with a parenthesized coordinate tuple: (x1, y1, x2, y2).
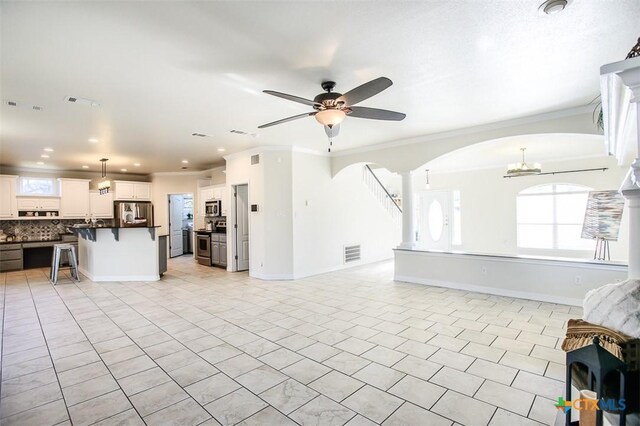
(416, 156, 630, 262)
(225, 148, 268, 278)
(292, 152, 401, 278)
(224, 147, 402, 280)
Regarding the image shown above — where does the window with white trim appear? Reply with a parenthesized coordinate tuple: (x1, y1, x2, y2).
(517, 183, 593, 251)
(18, 177, 58, 196)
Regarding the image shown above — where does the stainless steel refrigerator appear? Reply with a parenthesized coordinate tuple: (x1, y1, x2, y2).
(114, 201, 154, 227)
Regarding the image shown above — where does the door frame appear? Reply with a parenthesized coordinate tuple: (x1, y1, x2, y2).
(228, 183, 250, 273)
(167, 192, 194, 258)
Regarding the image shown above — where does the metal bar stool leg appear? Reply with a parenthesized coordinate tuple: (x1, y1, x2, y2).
(51, 246, 60, 285)
(69, 246, 80, 282)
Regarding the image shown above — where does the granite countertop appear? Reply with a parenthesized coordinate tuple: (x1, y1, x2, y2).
(70, 225, 161, 229)
(0, 237, 79, 245)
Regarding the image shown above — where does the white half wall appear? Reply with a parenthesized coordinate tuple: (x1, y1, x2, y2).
(395, 249, 628, 306)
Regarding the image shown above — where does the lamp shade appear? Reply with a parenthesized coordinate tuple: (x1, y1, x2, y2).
(315, 109, 346, 126)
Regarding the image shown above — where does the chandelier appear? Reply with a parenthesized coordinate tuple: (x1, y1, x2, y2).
(98, 158, 111, 195)
(506, 148, 541, 176)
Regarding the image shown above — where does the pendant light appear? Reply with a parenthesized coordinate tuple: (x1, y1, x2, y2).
(506, 148, 541, 176)
(98, 158, 111, 195)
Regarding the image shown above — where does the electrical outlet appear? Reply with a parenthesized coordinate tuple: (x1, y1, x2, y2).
(574, 275, 582, 285)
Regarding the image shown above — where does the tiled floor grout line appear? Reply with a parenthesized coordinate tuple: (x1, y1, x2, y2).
(1, 258, 569, 425)
(72, 273, 309, 425)
(35, 270, 151, 425)
(18, 271, 74, 424)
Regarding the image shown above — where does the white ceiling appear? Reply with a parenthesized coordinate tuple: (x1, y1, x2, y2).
(1, 1, 638, 174)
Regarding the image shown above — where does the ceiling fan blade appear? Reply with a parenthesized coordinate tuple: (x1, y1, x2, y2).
(324, 124, 340, 138)
(258, 112, 316, 129)
(263, 90, 320, 107)
(338, 77, 393, 106)
(348, 106, 406, 121)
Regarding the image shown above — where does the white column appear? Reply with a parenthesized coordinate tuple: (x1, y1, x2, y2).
(399, 171, 417, 249)
(619, 68, 640, 280)
(603, 58, 640, 280)
(620, 95, 640, 279)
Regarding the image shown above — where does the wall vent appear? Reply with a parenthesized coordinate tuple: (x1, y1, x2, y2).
(251, 154, 260, 165)
(344, 244, 361, 263)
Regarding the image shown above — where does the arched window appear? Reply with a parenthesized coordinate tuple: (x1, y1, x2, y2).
(517, 183, 593, 251)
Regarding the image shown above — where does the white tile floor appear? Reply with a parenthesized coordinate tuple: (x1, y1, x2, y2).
(0, 257, 577, 425)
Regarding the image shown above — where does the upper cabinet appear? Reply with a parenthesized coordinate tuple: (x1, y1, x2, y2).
(0, 175, 18, 218)
(16, 197, 61, 211)
(114, 181, 152, 201)
(90, 192, 114, 218)
(59, 179, 90, 219)
(197, 185, 228, 216)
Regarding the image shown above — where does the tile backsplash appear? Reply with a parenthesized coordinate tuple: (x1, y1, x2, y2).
(0, 219, 114, 241)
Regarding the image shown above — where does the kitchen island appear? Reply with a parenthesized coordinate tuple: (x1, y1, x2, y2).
(71, 226, 166, 282)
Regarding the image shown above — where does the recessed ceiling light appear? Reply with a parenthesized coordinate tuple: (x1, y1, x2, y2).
(40, 154, 50, 158)
(120, 168, 127, 172)
(181, 160, 189, 164)
(43, 148, 54, 152)
(133, 163, 141, 167)
(217, 148, 226, 152)
(36, 161, 44, 165)
(82, 165, 89, 169)
(88, 138, 99, 143)
(539, 0, 569, 15)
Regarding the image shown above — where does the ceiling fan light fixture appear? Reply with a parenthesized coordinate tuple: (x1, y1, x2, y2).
(539, 0, 569, 15)
(314, 109, 346, 127)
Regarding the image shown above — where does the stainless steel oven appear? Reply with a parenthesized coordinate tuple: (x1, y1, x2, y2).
(195, 232, 211, 266)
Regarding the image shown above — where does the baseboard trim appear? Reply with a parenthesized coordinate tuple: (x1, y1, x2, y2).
(394, 274, 583, 306)
(79, 267, 160, 282)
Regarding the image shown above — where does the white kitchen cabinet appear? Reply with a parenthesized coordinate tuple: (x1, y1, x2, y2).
(0, 175, 18, 219)
(220, 187, 228, 216)
(197, 186, 215, 216)
(90, 191, 114, 218)
(17, 197, 61, 211)
(114, 181, 152, 201)
(59, 179, 90, 219)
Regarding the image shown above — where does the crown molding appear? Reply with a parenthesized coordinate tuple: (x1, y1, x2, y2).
(331, 104, 595, 158)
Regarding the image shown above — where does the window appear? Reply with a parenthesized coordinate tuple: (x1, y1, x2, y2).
(452, 190, 462, 246)
(517, 183, 592, 251)
(18, 177, 58, 196)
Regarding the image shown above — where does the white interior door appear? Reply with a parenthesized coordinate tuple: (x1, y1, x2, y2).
(235, 184, 249, 271)
(418, 190, 452, 251)
(169, 195, 184, 257)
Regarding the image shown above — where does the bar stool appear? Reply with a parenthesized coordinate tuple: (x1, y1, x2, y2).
(50, 243, 80, 284)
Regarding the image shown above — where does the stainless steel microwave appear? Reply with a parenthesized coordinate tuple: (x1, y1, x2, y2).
(205, 200, 221, 217)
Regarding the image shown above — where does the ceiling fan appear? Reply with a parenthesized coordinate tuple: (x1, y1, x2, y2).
(258, 77, 406, 151)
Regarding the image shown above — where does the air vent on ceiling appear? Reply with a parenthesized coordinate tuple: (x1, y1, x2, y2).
(4, 100, 44, 111)
(230, 129, 258, 138)
(192, 133, 208, 137)
(250, 154, 260, 165)
(65, 96, 100, 107)
(344, 244, 361, 263)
